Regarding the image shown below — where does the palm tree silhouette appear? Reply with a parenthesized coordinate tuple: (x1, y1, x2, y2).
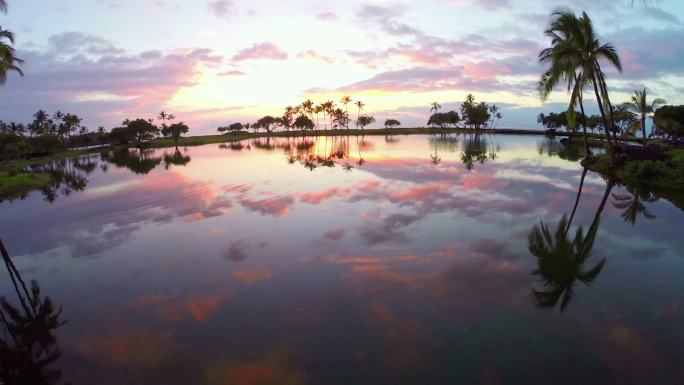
(529, 215, 605, 312)
(529, 176, 615, 312)
(0, 26, 24, 85)
(430, 102, 442, 128)
(611, 187, 657, 225)
(0, 238, 69, 385)
(341, 96, 352, 129)
(539, 12, 622, 162)
(623, 88, 666, 146)
(355, 101, 365, 129)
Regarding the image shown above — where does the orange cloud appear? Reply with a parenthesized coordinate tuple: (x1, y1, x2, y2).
(208, 349, 308, 385)
(134, 292, 230, 322)
(233, 266, 273, 285)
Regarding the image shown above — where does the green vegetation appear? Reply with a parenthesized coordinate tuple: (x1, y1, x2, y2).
(0, 171, 52, 201)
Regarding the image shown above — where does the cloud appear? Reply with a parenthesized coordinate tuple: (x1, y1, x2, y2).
(316, 11, 338, 22)
(2, 167, 232, 257)
(328, 66, 506, 94)
(217, 70, 246, 77)
(207, 0, 235, 19)
(323, 229, 346, 240)
(232, 266, 273, 285)
(0, 32, 223, 128)
(297, 49, 333, 63)
(239, 196, 295, 217)
(232, 42, 288, 61)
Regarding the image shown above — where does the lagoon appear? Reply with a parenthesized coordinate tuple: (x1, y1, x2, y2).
(1, 134, 683, 384)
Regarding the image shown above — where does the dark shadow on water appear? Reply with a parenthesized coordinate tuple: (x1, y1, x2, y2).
(0, 238, 69, 384)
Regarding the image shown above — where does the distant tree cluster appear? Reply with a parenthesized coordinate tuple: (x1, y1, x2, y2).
(538, 102, 681, 141)
(384, 119, 401, 128)
(653, 105, 684, 142)
(427, 94, 502, 129)
(217, 96, 376, 135)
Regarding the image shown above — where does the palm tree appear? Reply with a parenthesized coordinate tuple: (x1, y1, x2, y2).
(0, 26, 24, 85)
(611, 188, 657, 225)
(301, 100, 314, 125)
(539, 12, 622, 162)
(341, 96, 352, 129)
(430, 102, 441, 125)
(355, 100, 365, 129)
(623, 88, 665, 146)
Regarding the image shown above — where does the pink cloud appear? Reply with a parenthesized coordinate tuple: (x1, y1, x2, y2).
(317, 11, 338, 22)
(232, 42, 288, 61)
(297, 49, 334, 63)
(239, 196, 294, 217)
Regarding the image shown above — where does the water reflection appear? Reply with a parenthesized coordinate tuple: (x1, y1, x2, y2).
(530, 168, 620, 312)
(1, 135, 683, 384)
(459, 134, 498, 170)
(611, 187, 658, 225)
(0, 239, 68, 385)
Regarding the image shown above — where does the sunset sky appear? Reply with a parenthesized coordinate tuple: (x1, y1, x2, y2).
(0, 0, 683, 133)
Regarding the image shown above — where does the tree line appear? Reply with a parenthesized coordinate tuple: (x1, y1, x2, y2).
(0, 110, 190, 160)
(537, 95, 682, 142)
(217, 97, 377, 134)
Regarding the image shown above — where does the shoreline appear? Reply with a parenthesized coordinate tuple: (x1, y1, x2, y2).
(0, 126, 648, 169)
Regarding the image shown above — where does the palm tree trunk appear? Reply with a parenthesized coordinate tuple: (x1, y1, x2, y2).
(588, 178, 615, 236)
(567, 167, 589, 235)
(578, 93, 590, 157)
(0, 238, 35, 316)
(641, 114, 647, 147)
(590, 71, 614, 163)
(598, 74, 619, 143)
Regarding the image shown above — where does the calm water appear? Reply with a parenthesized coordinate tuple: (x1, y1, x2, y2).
(1, 134, 683, 384)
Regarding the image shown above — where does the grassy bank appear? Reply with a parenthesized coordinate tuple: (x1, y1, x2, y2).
(0, 171, 53, 202)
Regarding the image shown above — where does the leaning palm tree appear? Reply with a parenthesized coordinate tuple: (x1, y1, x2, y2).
(623, 88, 665, 146)
(539, 12, 622, 162)
(0, 26, 24, 85)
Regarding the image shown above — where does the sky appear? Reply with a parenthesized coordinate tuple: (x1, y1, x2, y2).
(0, 0, 683, 133)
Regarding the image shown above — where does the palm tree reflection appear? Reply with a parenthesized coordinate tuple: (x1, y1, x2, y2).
(284, 135, 363, 171)
(611, 187, 658, 225)
(460, 134, 497, 170)
(529, 215, 605, 312)
(0, 238, 68, 384)
(529, 173, 616, 313)
(163, 148, 192, 170)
